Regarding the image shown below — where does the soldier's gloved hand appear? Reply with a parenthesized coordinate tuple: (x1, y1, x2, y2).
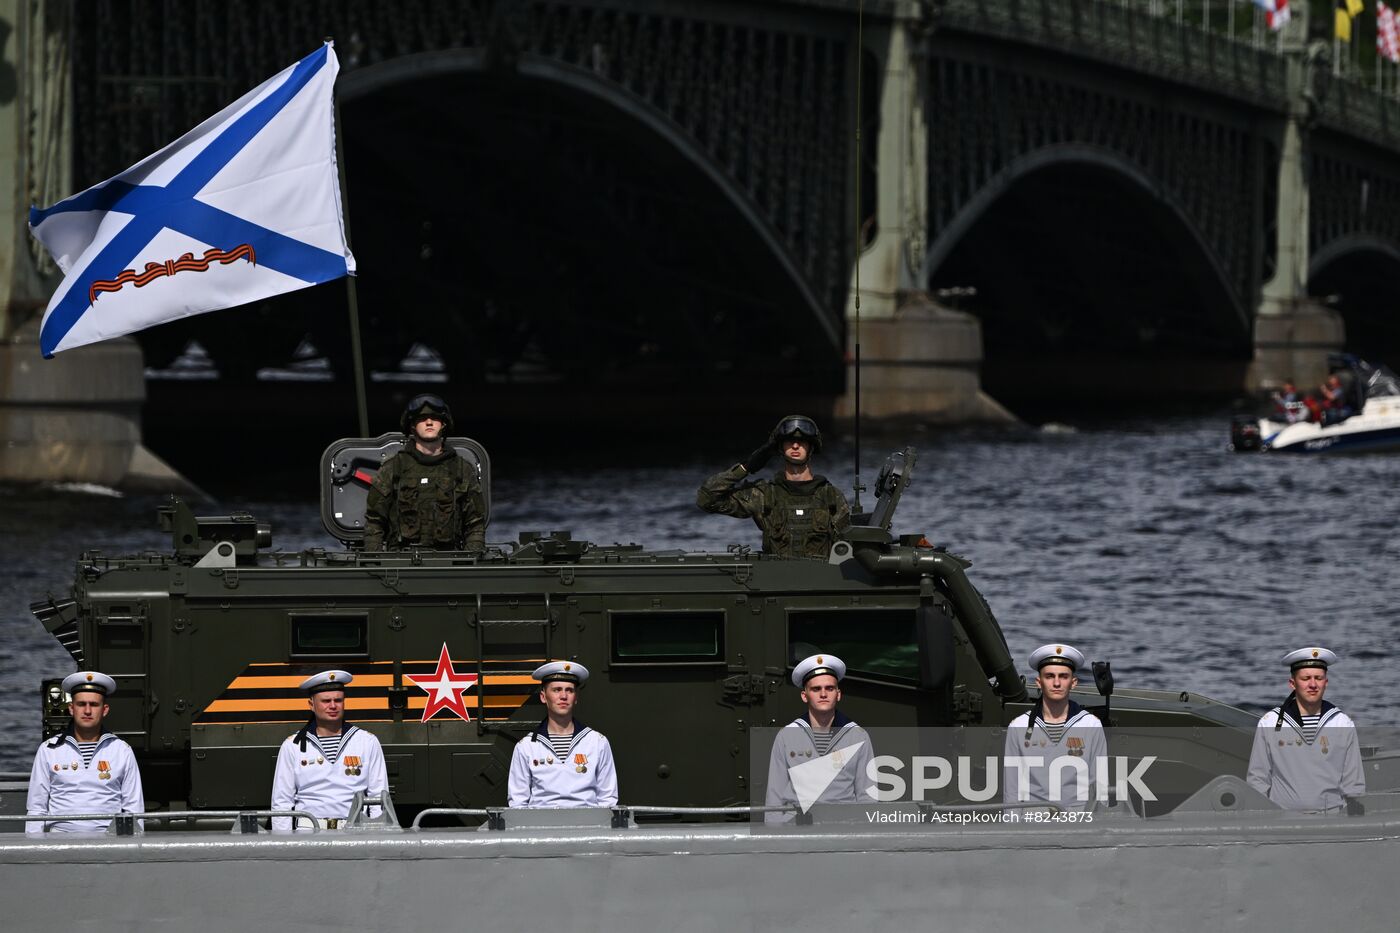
(742, 442, 774, 474)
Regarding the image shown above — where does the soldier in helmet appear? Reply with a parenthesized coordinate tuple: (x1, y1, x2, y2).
(364, 394, 486, 553)
(697, 415, 850, 558)
(25, 671, 145, 833)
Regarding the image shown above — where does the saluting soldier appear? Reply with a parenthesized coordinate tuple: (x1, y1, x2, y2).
(270, 671, 388, 830)
(1247, 647, 1365, 812)
(1002, 645, 1107, 808)
(26, 671, 145, 834)
(765, 654, 875, 822)
(697, 415, 851, 558)
(508, 662, 618, 808)
(363, 394, 486, 553)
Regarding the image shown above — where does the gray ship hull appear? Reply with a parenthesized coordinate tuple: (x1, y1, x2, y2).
(3, 808, 1396, 932)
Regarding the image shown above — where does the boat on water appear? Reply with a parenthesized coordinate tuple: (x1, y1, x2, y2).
(4, 439, 1399, 930)
(1231, 355, 1400, 453)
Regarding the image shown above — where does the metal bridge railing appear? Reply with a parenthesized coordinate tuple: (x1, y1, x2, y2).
(938, 0, 1292, 110)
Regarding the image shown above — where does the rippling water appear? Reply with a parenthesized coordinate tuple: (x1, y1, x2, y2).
(3, 412, 1397, 771)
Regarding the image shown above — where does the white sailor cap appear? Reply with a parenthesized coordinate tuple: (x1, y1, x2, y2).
(1028, 644, 1086, 673)
(792, 653, 846, 688)
(61, 671, 116, 698)
(1283, 647, 1337, 672)
(299, 670, 353, 693)
(533, 660, 589, 685)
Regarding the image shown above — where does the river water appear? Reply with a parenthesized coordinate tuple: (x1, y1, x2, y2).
(2, 411, 1397, 771)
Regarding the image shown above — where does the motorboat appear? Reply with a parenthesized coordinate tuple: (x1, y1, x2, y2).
(1231, 355, 1400, 453)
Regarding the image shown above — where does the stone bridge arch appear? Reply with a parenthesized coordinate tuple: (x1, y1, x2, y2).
(303, 46, 844, 386)
(924, 144, 1253, 404)
(1309, 235, 1400, 370)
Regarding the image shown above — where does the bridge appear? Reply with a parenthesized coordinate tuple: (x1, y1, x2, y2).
(3, 0, 1399, 482)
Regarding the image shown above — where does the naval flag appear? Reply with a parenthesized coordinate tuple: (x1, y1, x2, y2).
(28, 43, 355, 358)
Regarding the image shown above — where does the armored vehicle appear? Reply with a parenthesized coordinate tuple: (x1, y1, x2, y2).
(18, 436, 1333, 818)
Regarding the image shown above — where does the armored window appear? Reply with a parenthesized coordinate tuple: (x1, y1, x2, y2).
(290, 613, 369, 659)
(609, 610, 725, 664)
(787, 609, 918, 684)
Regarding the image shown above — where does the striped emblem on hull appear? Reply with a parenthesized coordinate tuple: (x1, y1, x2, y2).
(195, 660, 540, 724)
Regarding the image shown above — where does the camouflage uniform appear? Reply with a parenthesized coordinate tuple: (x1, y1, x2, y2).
(696, 465, 851, 558)
(364, 446, 486, 553)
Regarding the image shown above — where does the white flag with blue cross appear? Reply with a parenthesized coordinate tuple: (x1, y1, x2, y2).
(28, 42, 355, 358)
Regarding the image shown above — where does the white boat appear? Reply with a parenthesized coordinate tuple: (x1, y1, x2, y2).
(1232, 356, 1400, 453)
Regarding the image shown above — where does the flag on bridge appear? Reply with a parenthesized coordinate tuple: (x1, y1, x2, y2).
(1253, 0, 1290, 31)
(1337, 0, 1365, 43)
(1379, 3, 1400, 63)
(28, 43, 355, 358)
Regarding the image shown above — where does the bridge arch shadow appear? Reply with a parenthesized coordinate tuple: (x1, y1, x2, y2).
(311, 50, 839, 393)
(1310, 236, 1400, 372)
(925, 145, 1252, 410)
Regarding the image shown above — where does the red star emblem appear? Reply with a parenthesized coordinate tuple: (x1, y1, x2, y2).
(407, 643, 478, 722)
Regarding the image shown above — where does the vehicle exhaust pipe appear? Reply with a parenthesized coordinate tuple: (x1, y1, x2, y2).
(853, 543, 1027, 703)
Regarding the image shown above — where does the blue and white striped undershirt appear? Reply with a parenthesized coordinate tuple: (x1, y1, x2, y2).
(1301, 714, 1321, 744)
(317, 733, 343, 763)
(546, 733, 574, 758)
(76, 741, 98, 768)
(1039, 720, 1067, 744)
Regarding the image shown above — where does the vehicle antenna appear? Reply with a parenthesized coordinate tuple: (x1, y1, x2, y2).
(850, 0, 865, 513)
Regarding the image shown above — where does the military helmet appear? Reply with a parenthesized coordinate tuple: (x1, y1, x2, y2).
(400, 393, 454, 433)
(770, 414, 822, 454)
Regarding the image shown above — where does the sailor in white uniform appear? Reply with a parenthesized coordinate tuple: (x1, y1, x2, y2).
(507, 661, 618, 808)
(765, 653, 875, 823)
(26, 671, 145, 834)
(1247, 647, 1365, 812)
(1003, 644, 1107, 808)
(270, 670, 388, 830)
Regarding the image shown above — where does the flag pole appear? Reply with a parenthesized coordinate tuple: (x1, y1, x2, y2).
(328, 37, 370, 438)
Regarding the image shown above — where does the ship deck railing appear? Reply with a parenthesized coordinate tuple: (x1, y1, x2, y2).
(0, 809, 325, 834)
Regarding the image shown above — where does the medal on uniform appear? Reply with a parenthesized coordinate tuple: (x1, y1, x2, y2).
(574, 752, 588, 774)
(345, 755, 361, 776)
(1321, 735, 1329, 755)
(317, 757, 324, 765)
(98, 760, 111, 780)
(72, 760, 80, 771)
(547, 757, 554, 764)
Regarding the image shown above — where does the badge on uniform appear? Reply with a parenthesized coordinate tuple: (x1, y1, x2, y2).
(1067, 737, 1084, 758)
(574, 753, 588, 774)
(97, 760, 111, 780)
(344, 755, 362, 776)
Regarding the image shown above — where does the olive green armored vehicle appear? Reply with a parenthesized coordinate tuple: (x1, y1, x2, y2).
(26, 436, 1279, 817)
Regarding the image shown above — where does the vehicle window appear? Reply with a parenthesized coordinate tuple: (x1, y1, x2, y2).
(290, 614, 368, 658)
(611, 611, 724, 663)
(787, 609, 918, 684)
